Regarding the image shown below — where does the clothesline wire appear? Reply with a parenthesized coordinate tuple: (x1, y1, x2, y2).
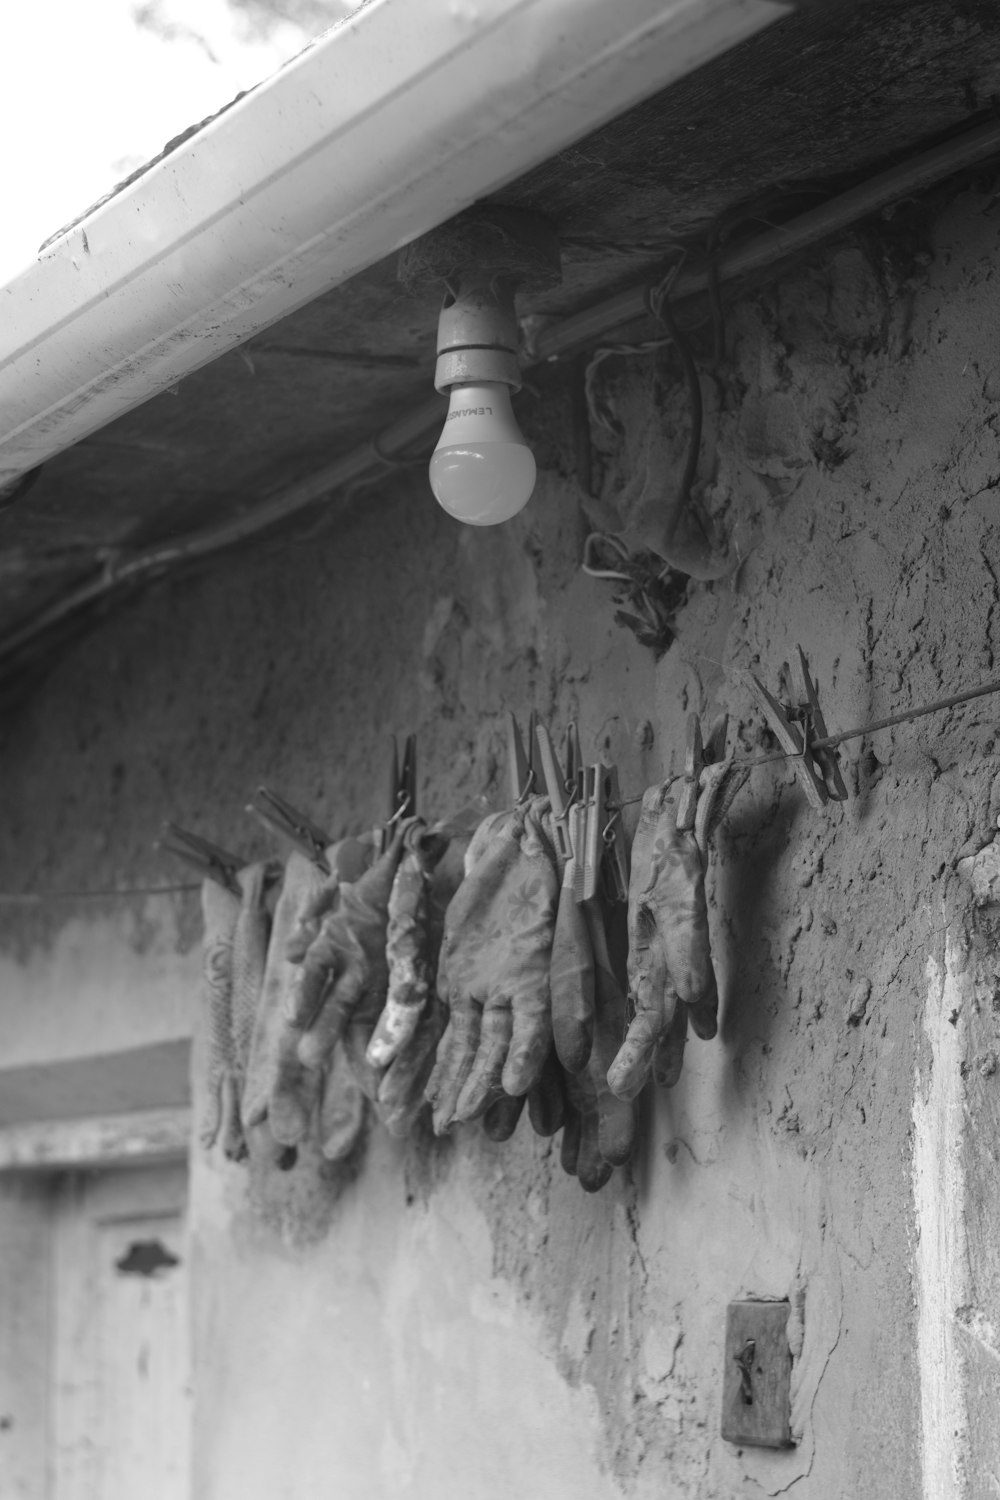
(1, 675, 997, 905)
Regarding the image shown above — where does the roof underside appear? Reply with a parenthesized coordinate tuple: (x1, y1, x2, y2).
(2, 0, 999, 676)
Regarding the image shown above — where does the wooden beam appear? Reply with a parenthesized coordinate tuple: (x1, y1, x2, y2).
(0, 1108, 190, 1172)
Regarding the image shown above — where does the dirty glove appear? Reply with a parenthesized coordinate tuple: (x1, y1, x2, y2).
(290, 828, 406, 1072)
(197, 879, 241, 1154)
(481, 1045, 566, 1142)
(375, 996, 449, 1137)
(242, 852, 329, 1147)
(316, 1042, 368, 1161)
(366, 820, 450, 1068)
(607, 782, 717, 1101)
(283, 836, 376, 1022)
(426, 798, 560, 1132)
(560, 902, 636, 1190)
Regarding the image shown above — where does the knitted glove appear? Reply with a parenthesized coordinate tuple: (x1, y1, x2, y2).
(227, 861, 274, 1162)
(242, 852, 328, 1147)
(607, 782, 717, 1101)
(426, 798, 559, 1132)
(197, 879, 241, 1153)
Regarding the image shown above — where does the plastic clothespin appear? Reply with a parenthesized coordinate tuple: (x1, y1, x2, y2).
(564, 722, 582, 802)
(157, 822, 243, 894)
(382, 734, 417, 851)
(574, 764, 605, 903)
(535, 722, 574, 868)
(745, 647, 846, 812)
(246, 786, 332, 873)
(507, 711, 540, 806)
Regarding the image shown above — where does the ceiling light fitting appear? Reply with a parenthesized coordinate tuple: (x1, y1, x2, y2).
(399, 207, 561, 526)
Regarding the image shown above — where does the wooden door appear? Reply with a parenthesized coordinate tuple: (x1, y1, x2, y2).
(51, 1163, 190, 1500)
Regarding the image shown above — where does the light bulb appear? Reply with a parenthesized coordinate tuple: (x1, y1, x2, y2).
(429, 382, 536, 526)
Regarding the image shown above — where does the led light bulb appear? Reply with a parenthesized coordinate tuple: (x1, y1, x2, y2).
(429, 382, 536, 526)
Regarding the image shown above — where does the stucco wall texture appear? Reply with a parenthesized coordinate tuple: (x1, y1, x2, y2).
(3, 182, 1000, 1499)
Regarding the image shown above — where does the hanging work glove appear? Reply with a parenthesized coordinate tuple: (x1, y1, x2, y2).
(607, 782, 717, 1101)
(227, 861, 275, 1162)
(426, 798, 560, 1132)
(560, 901, 637, 1189)
(197, 879, 242, 1155)
(283, 836, 376, 1019)
(242, 852, 329, 1148)
(366, 820, 450, 1068)
(289, 828, 406, 1073)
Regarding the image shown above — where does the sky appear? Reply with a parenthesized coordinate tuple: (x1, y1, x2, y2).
(0, 0, 354, 282)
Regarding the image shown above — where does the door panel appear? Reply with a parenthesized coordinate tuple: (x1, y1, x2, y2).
(52, 1165, 190, 1500)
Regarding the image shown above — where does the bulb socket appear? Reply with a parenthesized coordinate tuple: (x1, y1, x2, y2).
(434, 277, 522, 394)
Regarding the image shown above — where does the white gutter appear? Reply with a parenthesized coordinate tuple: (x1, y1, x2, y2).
(0, 0, 786, 489)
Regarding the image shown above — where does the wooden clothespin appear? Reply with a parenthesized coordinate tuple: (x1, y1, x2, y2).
(745, 647, 848, 812)
(246, 786, 332, 872)
(157, 822, 243, 894)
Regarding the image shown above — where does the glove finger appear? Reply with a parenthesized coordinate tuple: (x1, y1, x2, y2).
(560, 1103, 583, 1178)
(606, 962, 676, 1102)
(285, 947, 341, 1029)
(341, 1021, 384, 1102)
(269, 1053, 323, 1147)
(594, 1081, 636, 1167)
(628, 902, 671, 1024)
(575, 1100, 613, 1193)
(502, 998, 551, 1099)
(200, 1071, 223, 1150)
(455, 1002, 513, 1122)
(482, 1092, 526, 1142)
(527, 1049, 565, 1137)
(219, 1072, 246, 1162)
(650, 827, 717, 1010)
(376, 1003, 447, 1137)
(366, 991, 422, 1070)
(550, 886, 595, 1073)
(246, 1119, 297, 1171)
(686, 979, 719, 1041)
(318, 1046, 367, 1160)
(425, 996, 481, 1134)
(652, 1001, 688, 1088)
(285, 879, 338, 964)
(297, 957, 365, 1070)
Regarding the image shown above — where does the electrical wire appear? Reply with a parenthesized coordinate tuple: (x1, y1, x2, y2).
(5, 120, 1000, 675)
(5, 676, 999, 905)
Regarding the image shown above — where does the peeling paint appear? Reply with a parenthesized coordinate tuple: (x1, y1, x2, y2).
(912, 941, 970, 1500)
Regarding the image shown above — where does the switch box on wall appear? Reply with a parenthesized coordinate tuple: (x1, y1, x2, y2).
(721, 1300, 794, 1449)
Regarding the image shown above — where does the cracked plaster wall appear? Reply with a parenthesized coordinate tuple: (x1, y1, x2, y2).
(2, 182, 1000, 1497)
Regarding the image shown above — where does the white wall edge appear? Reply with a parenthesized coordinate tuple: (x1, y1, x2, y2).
(0, 0, 787, 486)
(0, 1107, 191, 1172)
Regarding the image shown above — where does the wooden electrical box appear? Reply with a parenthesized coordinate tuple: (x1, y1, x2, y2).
(721, 1299, 794, 1448)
